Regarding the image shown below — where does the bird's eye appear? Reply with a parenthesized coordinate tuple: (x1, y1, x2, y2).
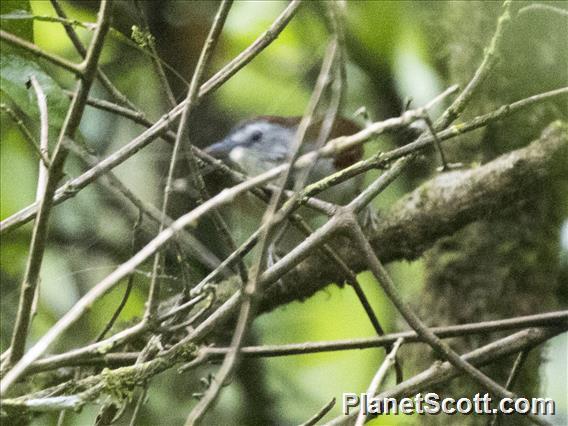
(250, 130, 263, 142)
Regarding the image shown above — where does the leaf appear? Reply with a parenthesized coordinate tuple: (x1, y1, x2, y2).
(0, 1, 33, 41)
(0, 53, 70, 128)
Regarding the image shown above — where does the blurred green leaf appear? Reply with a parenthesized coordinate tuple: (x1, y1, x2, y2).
(0, 0, 32, 41)
(0, 125, 36, 219)
(0, 53, 70, 127)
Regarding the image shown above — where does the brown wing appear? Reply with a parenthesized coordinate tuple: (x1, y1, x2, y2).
(236, 115, 363, 169)
(329, 118, 363, 170)
(298, 116, 363, 169)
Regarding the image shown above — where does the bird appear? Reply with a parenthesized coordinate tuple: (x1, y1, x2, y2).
(205, 115, 364, 207)
(203, 115, 368, 265)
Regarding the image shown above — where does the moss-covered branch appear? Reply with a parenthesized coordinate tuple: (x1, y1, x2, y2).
(260, 122, 568, 311)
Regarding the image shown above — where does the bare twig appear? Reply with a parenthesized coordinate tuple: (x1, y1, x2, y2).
(1, 0, 304, 235)
(300, 398, 336, 426)
(5, 326, 564, 415)
(518, 3, 568, 18)
(49, 0, 139, 111)
(70, 91, 148, 125)
(145, 0, 233, 321)
(202, 311, 567, 359)
(48, 0, 88, 57)
(0, 30, 82, 75)
(436, 0, 513, 128)
(128, 387, 147, 426)
(29, 76, 49, 200)
(347, 222, 546, 423)
(94, 213, 143, 343)
(24, 76, 50, 344)
(0, 103, 50, 166)
(0, 11, 95, 29)
(196, 0, 302, 97)
(2, 0, 113, 393)
(355, 338, 404, 426)
(132, 0, 178, 108)
(25, 310, 567, 374)
(185, 33, 337, 424)
(324, 327, 562, 426)
(488, 349, 531, 426)
(383, 87, 568, 162)
(65, 141, 222, 270)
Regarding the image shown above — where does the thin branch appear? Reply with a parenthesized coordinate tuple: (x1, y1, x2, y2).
(0, 29, 82, 75)
(22, 76, 50, 350)
(284, 215, 390, 341)
(324, 327, 563, 426)
(383, 87, 568, 162)
(26, 322, 150, 375)
(132, 0, 178, 108)
(201, 311, 568, 359)
(2, 0, 113, 393)
(5, 326, 564, 415)
(145, 0, 233, 321)
(185, 33, 338, 425)
(65, 141, 222, 270)
(488, 349, 531, 426)
(1, 0, 305, 235)
(0, 11, 94, 30)
(0, 103, 50, 166)
(196, 0, 303, 97)
(347, 221, 537, 419)
(436, 0, 513, 128)
(48, 0, 87, 56)
(518, 3, 568, 18)
(49, 0, 139, 111)
(29, 76, 49, 201)
(26, 309, 567, 375)
(66, 90, 148, 126)
(355, 338, 404, 426)
(94, 214, 143, 343)
(128, 387, 147, 426)
(163, 294, 215, 333)
(300, 398, 336, 426)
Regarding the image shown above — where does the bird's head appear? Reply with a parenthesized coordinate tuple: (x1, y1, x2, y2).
(206, 115, 363, 177)
(205, 116, 299, 176)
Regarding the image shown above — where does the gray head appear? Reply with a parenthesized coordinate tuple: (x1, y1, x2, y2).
(205, 117, 298, 176)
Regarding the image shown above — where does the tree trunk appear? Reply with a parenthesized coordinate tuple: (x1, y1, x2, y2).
(411, 2, 567, 424)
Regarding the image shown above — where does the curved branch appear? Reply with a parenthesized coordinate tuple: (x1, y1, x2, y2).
(260, 122, 568, 311)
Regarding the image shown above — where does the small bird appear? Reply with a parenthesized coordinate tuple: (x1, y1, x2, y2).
(204, 115, 367, 266)
(205, 115, 364, 206)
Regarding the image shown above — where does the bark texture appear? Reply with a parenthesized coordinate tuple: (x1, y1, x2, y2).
(406, 2, 568, 424)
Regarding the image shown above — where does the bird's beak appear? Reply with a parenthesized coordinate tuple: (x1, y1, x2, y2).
(204, 138, 232, 159)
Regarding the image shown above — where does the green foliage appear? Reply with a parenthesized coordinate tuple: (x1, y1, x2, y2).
(0, 0, 32, 41)
(130, 25, 155, 50)
(1, 1, 566, 424)
(0, 53, 69, 128)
